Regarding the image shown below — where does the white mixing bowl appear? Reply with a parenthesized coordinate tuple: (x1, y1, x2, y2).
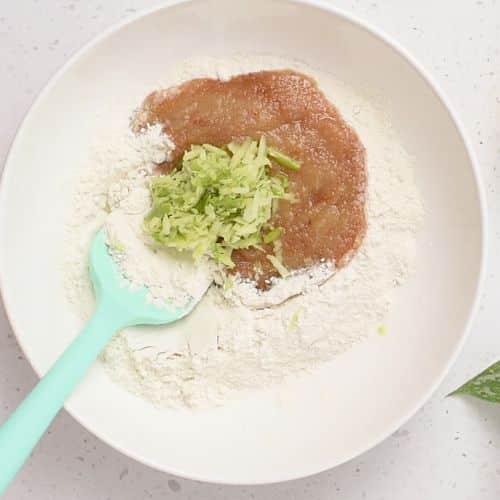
(0, 0, 486, 484)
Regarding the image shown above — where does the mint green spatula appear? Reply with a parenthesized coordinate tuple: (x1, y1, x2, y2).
(0, 229, 208, 494)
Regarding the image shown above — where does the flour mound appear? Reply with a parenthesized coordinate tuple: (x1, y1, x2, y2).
(64, 56, 423, 408)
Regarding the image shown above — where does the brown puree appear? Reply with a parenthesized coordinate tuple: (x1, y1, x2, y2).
(135, 70, 367, 289)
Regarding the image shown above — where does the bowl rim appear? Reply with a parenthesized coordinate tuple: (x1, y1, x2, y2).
(0, 0, 488, 485)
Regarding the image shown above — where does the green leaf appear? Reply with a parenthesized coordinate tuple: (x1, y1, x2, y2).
(449, 360, 500, 403)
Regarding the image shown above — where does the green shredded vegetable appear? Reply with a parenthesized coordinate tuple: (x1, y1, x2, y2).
(107, 235, 125, 253)
(223, 275, 234, 291)
(268, 237, 289, 276)
(267, 254, 290, 278)
(288, 308, 303, 332)
(268, 146, 302, 170)
(144, 137, 299, 270)
(263, 227, 283, 244)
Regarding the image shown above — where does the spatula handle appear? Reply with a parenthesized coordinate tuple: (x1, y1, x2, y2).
(0, 303, 123, 495)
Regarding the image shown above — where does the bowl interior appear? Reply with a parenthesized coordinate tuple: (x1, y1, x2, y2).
(0, 0, 483, 484)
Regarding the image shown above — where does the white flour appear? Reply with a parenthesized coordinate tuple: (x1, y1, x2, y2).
(106, 209, 213, 309)
(219, 260, 335, 309)
(64, 55, 424, 408)
(64, 124, 174, 317)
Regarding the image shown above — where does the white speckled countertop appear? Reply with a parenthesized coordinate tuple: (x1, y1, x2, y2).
(1, 1, 500, 498)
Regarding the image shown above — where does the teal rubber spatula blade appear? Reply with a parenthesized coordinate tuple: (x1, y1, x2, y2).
(0, 228, 208, 494)
(89, 228, 192, 326)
